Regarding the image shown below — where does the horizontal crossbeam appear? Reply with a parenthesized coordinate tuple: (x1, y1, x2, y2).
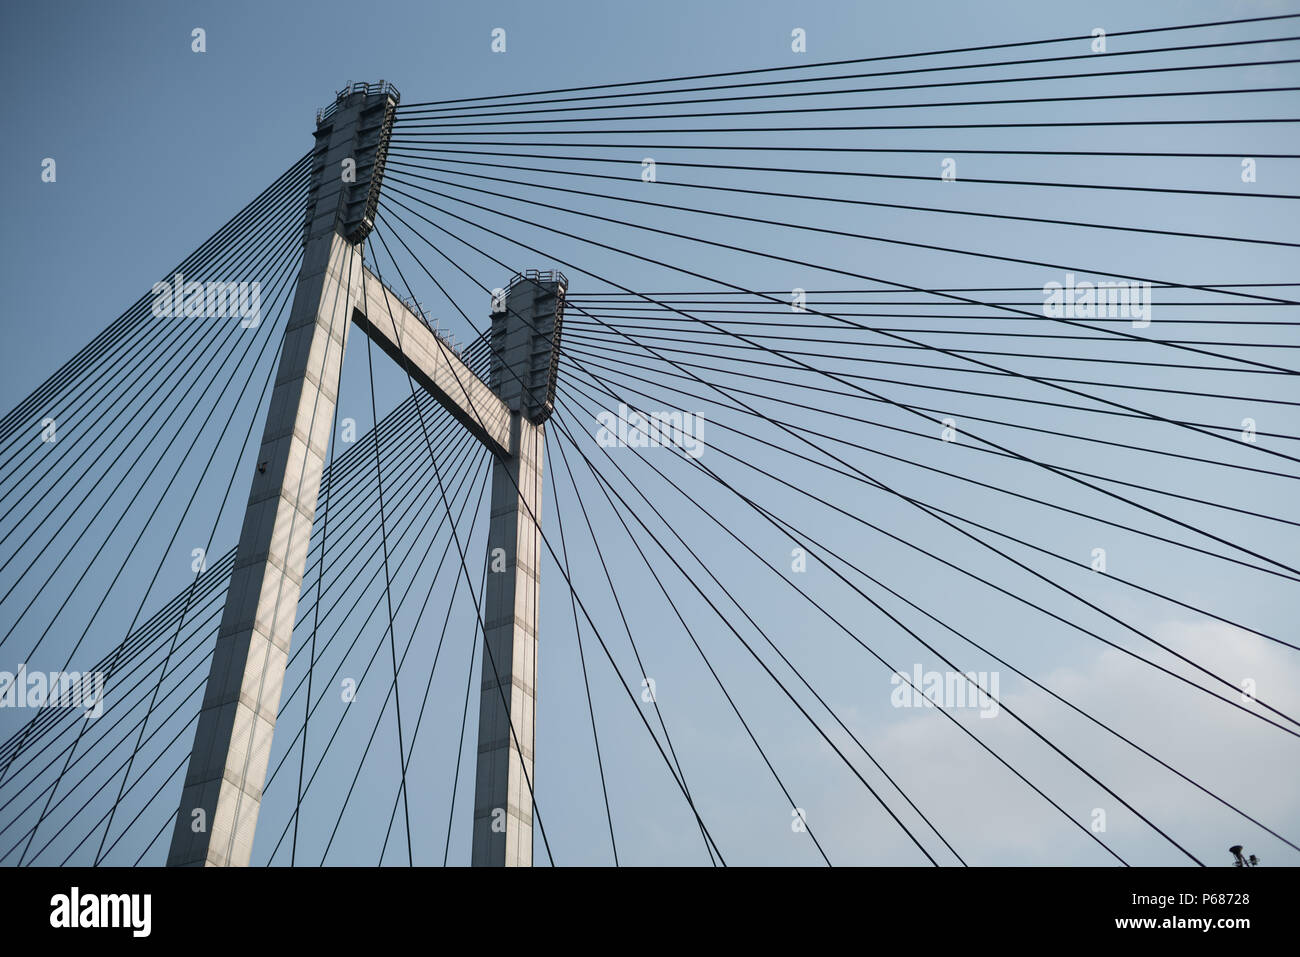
(353, 268, 511, 458)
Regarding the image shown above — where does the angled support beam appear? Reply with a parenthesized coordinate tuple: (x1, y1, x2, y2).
(354, 268, 510, 458)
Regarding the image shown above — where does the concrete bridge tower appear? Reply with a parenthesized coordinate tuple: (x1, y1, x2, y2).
(167, 82, 563, 867)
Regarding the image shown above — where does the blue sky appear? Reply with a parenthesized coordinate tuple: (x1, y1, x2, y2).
(0, 0, 1297, 866)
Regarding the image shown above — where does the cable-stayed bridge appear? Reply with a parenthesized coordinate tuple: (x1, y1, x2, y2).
(0, 11, 1297, 867)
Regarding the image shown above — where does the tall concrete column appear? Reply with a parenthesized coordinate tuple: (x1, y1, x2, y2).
(168, 83, 398, 866)
(472, 273, 565, 867)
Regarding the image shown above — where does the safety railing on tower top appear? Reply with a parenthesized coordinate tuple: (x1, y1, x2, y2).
(505, 269, 568, 294)
(316, 80, 400, 125)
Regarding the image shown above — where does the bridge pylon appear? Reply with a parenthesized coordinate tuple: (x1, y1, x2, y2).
(167, 82, 564, 867)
